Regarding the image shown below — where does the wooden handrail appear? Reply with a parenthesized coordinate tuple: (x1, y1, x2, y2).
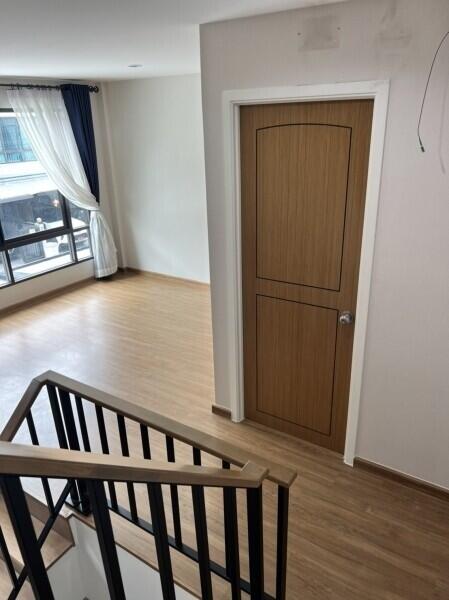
(0, 378, 45, 442)
(0, 371, 297, 488)
(0, 442, 267, 488)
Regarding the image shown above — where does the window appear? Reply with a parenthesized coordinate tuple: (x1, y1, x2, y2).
(0, 111, 92, 287)
(0, 115, 35, 163)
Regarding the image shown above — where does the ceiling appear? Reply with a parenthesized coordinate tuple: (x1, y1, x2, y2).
(2, 0, 344, 81)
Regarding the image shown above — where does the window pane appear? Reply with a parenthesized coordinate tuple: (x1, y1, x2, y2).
(0, 253, 9, 286)
(0, 190, 65, 240)
(74, 228, 92, 260)
(0, 116, 36, 164)
(0, 113, 93, 288)
(69, 203, 90, 229)
(9, 235, 74, 282)
(0, 115, 63, 242)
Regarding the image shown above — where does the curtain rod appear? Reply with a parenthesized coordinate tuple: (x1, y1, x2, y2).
(0, 83, 99, 93)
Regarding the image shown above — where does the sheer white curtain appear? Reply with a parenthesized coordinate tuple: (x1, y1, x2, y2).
(7, 88, 117, 278)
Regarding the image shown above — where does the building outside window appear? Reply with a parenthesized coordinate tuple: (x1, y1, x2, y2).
(0, 111, 92, 287)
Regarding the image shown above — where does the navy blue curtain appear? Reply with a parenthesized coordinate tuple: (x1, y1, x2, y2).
(61, 84, 100, 203)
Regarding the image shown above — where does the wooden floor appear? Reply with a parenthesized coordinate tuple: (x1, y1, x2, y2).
(1, 271, 448, 599)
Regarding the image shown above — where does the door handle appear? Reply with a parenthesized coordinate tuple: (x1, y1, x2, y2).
(339, 311, 354, 325)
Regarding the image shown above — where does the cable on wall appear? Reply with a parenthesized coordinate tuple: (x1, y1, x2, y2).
(417, 30, 449, 152)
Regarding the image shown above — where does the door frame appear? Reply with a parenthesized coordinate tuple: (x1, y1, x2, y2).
(221, 80, 390, 465)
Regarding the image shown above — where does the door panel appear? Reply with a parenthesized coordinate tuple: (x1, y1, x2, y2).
(257, 296, 338, 434)
(241, 100, 373, 452)
(257, 124, 351, 290)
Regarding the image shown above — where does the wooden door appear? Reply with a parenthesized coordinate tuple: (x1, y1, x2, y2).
(241, 100, 373, 452)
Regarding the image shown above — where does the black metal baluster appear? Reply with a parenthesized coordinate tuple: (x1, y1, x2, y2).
(193, 447, 202, 465)
(47, 384, 80, 508)
(140, 423, 151, 459)
(193, 447, 216, 598)
(95, 405, 118, 510)
(247, 487, 264, 600)
(11, 480, 76, 597)
(276, 486, 289, 600)
(0, 525, 17, 587)
(58, 390, 80, 450)
(1, 476, 55, 600)
(222, 461, 241, 600)
(86, 479, 126, 600)
(165, 435, 183, 548)
(47, 384, 68, 448)
(36, 480, 75, 546)
(26, 412, 55, 515)
(192, 484, 213, 600)
(75, 395, 91, 452)
(148, 483, 176, 600)
(141, 423, 175, 598)
(117, 414, 138, 522)
(59, 389, 90, 515)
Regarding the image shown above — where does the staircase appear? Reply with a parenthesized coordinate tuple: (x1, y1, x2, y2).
(0, 371, 297, 599)
(0, 493, 73, 599)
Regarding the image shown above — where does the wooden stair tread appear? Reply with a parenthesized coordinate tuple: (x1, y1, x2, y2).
(0, 493, 73, 571)
(0, 559, 34, 599)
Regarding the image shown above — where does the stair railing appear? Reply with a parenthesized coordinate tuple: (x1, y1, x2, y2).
(0, 371, 297, 600)
(0, 442, 266, 600)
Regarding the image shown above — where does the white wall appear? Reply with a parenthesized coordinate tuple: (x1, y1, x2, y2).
(0, 260, 94, 311)
(103, 74, 210, 283)
(49, 517, 195, 600)
(48, 546, 85, 600)
(200, 0, 449, 489)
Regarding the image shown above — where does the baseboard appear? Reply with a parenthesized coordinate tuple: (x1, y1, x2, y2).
(0, 276, 95, 316)
(211, 404, 232, 419)
(354, 458, 449, 502)
(122, 266, 210, 288)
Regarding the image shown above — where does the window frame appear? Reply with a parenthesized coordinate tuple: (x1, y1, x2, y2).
(0, 109, 93, 288)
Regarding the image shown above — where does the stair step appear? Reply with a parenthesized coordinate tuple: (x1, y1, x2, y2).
(0, 492, 74, 594)
(0, 559, 34, 599)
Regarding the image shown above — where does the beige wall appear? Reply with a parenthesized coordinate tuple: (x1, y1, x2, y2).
(200, 0, 449, 488)
(103, 75, 210, 283)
